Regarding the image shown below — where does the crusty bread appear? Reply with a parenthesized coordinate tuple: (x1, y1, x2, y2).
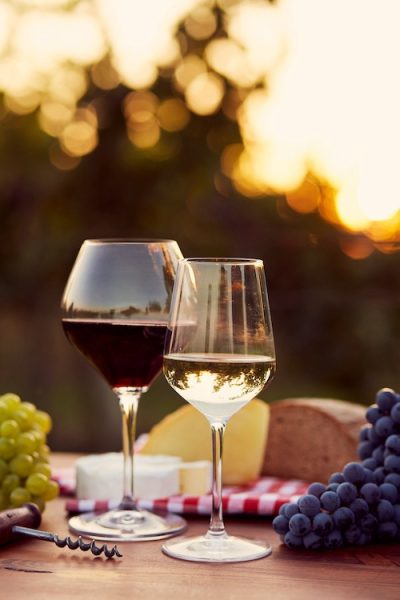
(262, 398, 366, 483)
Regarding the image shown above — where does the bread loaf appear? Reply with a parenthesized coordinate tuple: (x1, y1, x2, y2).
(262, 398, 366, 483)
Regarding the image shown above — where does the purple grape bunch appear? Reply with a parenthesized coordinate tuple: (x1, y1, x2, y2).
(272, 387, 400, 549)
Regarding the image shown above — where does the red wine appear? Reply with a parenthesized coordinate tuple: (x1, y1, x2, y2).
(62, 319, 167, 390)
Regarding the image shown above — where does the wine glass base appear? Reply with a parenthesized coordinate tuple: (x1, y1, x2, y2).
(68, 509, 187, 542)
(162, 533, 272, 563)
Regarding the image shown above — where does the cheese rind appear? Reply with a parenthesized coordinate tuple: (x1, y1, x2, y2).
(141, 399, 270, 485)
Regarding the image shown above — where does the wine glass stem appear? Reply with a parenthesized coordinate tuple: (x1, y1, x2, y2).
(116, 388, 142, 511)
(208, 421, 227, 537)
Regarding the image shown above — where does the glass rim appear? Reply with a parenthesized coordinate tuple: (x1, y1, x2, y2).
(181, 257, 264, 266)
(82, 238, 179, 245)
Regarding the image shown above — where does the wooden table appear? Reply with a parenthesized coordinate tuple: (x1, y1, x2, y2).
(1, 454, 400, 599)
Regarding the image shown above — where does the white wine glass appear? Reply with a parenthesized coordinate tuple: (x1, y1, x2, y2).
(162, 258, 276, 562)
(61, 239, 187, 541)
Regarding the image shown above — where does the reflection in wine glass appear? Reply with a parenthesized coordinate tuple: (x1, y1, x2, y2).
(162, 258, 276, 562)
(61, 239, 187, 541)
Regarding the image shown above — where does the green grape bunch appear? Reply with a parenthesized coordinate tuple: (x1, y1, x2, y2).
(0, 393, 59, 512)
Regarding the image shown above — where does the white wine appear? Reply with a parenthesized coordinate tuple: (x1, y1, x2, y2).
(163, 353, 276, 420)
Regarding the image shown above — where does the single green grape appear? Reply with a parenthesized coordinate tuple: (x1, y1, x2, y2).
(9, 453, 34, 478)
(42, 479, 59, 501)
(31, 428, 45, 446)
(0, 437, 17, 460)
(0, 393, 21, 412)
(10, 486, 31, 507)
(16, 432, 37, 454)
(0, 419, 20, 438)
(0, 401, 8, 422)
(2, 473, 20, 495)
(26, 472, 49, 496)
(37, 444, 50, 460)
(33, 410, 52, 434)
(0, 459, 8, 484)
(21, 402, 36, 417)
(32, 462, 52, 478)
(13, 409, 32, 431)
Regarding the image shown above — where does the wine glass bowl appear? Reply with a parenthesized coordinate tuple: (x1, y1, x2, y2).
(61, 239, 187, 541)
(162, 258, 276, 562)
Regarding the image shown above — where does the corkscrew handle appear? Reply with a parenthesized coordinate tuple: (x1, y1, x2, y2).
(0, 503, 42, 544)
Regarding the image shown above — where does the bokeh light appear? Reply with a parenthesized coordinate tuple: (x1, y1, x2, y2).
(95, 0, 195, 88)
(184, 4, 217, 40)
(0, 0, 399, 248)
(174, 54, 207, 91)
(229, 0, 400, 243)
(185, 71, 224, 115)
(157, 98, 190, 132)
(60, 106, 98, 157)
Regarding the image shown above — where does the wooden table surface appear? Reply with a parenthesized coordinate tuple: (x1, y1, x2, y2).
(1, 454, 400, 600)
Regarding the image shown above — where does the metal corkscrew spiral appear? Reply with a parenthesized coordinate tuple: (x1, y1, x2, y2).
(0, 504, 122, 559)
(13, 526, 123, 558)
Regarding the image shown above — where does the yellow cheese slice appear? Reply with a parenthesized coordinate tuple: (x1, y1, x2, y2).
(141, 399, 269, 485)
(179, 461, 212, 495)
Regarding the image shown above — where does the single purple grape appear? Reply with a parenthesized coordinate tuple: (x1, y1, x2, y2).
(307, 482, 326, 498)
(289, 513, 311, 537)
(379, 482, 398, 504)
(298, 495, 321, 518)
(273, 515, 290, 535)
(376, 388, 397, 414)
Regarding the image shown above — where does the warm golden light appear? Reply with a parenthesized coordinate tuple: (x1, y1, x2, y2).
(49, 143, 81, 171)
(157, 98, 190, 132)
(47, 65, 88, 105)
(185, 72, 224, 115)
(205, 39, 252, 88)
(127, 121, 161, 149)
(0, 0, 399, 247)
(339, 236, 374, 261)
(60, 119, 98, 157)
(123, 91, 159, 119)
(184, 5, 217, 40)
(38, 101, 73, 136)
(0, 3, 14, 55)
(228, 0, 400, 243)
(91, 59, 120, 90)
(227, 0, 284, 81)
(286, 179, 321, 215)
(221, 143, 243, 178)
(4, 91, 41, 115)
(123, 91, 161, 149)
(95, 0, 195, 89)
(8, 8, 104, 96)
(174, 55, 207, 91)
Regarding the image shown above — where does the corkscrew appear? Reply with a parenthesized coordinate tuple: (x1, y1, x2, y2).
(0, 503, 122, 559)
(12, 526, 123, 558)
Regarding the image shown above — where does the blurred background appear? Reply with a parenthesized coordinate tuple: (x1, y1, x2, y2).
(0, 0, 399, 453)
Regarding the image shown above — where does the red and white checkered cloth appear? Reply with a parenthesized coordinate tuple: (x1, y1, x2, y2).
(52, 467, 308, 516)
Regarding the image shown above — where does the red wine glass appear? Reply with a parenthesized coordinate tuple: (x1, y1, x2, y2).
(61, 239, 186, 541)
